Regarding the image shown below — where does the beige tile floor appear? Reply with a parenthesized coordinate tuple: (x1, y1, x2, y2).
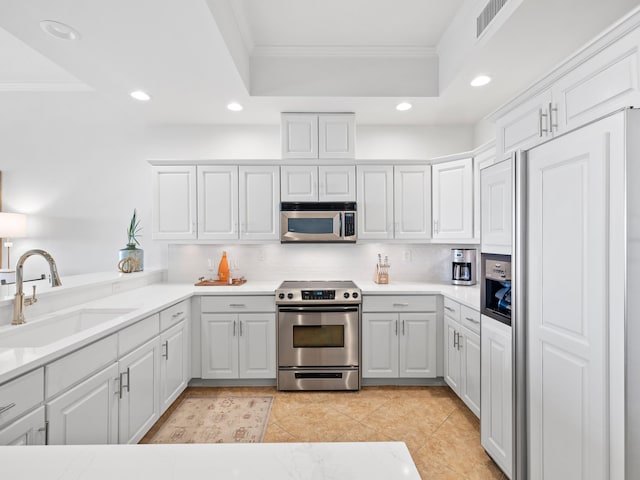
(143, 386, 506, 480)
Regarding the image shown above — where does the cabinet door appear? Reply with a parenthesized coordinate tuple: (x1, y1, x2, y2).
(239, 166, 280, 240)
(553, 29, 640, 133)
(356, 165, 394, 240)
(443, 316, 461, 393)
(118, 337, 161, 444)
(432, 158, 473, 240)
(480, 315, 512, 478)
(280, 165, 318, 202)
(394, 165, 431, 240)
(201, 313, 239, 379)
(399, 313, 437, 378)
(527, 117, 613, 480)
(152, 166, 197, 240)
(362, 313, 398, 378)
(318, 114, 355, 159)
(281, 114, 318, 159)
(459, 326, 480, 418)
(481, 158, 512, 255)
(197, 166, 238, 240)
(318, 165, 356, 202)
(495, 88, 553, 158)
(0, 406, 46, 445)
(47, 363, 119, 445)
(160, 320, 190, 413)
(238, 314, 276, 379)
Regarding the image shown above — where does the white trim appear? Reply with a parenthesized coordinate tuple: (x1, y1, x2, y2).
(0, 82, 93, 92)
(228, 0, 255, 54)
(252, 45, 438, 58)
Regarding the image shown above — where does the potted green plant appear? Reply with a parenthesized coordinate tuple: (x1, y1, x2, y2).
(118, 209, 144, 272)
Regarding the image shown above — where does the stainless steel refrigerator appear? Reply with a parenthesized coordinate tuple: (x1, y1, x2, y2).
(506, 107, 640, 479)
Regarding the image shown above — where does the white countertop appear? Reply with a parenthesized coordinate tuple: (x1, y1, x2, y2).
(0, 442, 420, 480)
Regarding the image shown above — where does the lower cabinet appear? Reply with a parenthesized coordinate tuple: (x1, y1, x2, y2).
(443, 299, 481, 418)
(0, 406, 46, 445)
(159, 320, 190, 413)
(201, 313, 276, 379)
(480, 314, 513, 478)
(362, 311, 437, 378)
(118, 336, 161, 444)
(46, 363, 119, 445)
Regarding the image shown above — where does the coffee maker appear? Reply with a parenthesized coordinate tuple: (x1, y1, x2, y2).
(451, 248, 477, 285)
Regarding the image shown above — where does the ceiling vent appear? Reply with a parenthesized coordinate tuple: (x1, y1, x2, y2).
(477, 0, 508, 38)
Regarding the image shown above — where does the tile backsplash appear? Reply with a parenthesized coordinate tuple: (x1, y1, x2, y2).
(168, 243, 478, 284)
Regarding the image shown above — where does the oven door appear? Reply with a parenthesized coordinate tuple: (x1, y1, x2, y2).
(277, 306, 359, 367)
(280, 211, 343, 242)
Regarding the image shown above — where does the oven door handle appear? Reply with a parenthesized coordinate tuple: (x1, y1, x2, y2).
(278, 306, 360, 313)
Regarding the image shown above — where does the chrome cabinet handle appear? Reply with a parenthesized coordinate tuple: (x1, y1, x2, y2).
(38, 420, 49, 445)
(162, 340, 169, 359)
(402, 320, 405, 336)
(119, 368, 130, 399)
(548, 102, 558, 133)
(395, 320, 398, 336)
(393, 303, 409, 307)
(239, 320, 243, 337)
(465, 316, 480, 324)
(539, 108, 549, 137)
(453, 331, 459, 349)
(457, 332, 463, 350)
(433, 219, 439, 234)
(171, 311, 184, 318)
(444, 306, 455, 312)
(229, 304, 246, 308)
(233, 320, 236, 336)
(0, 402, 16, 415)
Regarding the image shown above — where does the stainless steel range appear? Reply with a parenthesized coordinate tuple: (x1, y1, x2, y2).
(276, 280, 361, 391)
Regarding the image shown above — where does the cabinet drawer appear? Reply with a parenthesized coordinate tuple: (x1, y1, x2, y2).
(362, 295, 437, 312)
(460, 305, 481, 335)
(201, 296, 275, 313)
(0, 368, 44, 428)
(118, 314, 160, 356)
(46, 334, 118, 399)
(160, 300, 190, 331)
(443, 297, 461, 321)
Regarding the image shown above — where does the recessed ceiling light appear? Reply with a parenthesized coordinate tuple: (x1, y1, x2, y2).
(470, 75, 492, 87)
(227, 102, 243, 111)
(40, 20, 81, 41)
(130, 90, 151, 101)
(396, 102, 412, 111)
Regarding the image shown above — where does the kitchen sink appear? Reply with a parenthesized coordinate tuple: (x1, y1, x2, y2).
(0, 307, 137, 348)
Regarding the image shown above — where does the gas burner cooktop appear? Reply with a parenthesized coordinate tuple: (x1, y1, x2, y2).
(276, 280, 361, 304)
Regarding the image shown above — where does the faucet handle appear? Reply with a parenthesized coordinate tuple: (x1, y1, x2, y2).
(25, 285, 38, 306)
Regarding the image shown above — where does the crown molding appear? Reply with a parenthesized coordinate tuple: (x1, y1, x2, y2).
(252, 45, 438, 58)
(228, 0, 255, 53)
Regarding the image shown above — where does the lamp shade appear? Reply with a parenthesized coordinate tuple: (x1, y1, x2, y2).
(0, 212, 27, 238)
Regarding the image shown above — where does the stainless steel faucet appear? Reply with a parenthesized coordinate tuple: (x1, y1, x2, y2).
(12, 249, 62, 325)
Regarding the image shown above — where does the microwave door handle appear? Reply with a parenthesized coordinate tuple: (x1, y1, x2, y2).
(339, 212, 343, 237)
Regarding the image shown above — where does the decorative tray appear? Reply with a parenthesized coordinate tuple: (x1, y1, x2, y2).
(194, 277, 247, 286)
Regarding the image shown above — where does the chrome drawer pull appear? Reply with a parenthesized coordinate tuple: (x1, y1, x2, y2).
(229, 304, 246, 308)
(172, 311, 184, 318)
(393, 303, 409, 307)
(444, 306, 455, 312)
(465, 316, 480, 324)
(0, 402, 16, 415)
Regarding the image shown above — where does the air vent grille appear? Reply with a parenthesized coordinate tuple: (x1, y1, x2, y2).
(477, 0, 508, 38)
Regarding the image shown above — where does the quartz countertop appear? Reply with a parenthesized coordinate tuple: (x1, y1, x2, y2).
(0, 442, 421, 480)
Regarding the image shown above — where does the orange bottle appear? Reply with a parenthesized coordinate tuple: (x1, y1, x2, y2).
(218, 251, 230, 283)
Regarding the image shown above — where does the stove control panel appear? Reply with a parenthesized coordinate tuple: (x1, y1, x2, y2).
(276, 283, 362, 305)
(302, 289, 335, 300)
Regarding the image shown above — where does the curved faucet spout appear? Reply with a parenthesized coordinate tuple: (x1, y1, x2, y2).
(12, 249, 62, 325)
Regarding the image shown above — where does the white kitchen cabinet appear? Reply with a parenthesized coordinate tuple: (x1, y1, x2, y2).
(118, 336, 161, 444)
(46, 363, 119, 445)
(0, 406, 46, 445)
(201, 313, 275, 379)
(281, 113, 355, 159)
(481, 314, 512, 478)
(280, 165, 355, 202)
(394, 165, 431, 240)
(239, 165, 280, 241)
(432, 158, 473, 240)
(197, 166, 238, 240)
(362, 295, 437, 379)
(152, 165, 197, 240)
(443, 300, 481, 418)
(481, 158, 512, 255)
(356, 165, 394, 240)
(159, 319, 190, 414)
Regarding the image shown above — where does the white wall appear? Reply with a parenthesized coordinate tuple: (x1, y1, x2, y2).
(1, 95, 473, 279)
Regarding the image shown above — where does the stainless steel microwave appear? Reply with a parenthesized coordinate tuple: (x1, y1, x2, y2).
(280, 202, 357, 243)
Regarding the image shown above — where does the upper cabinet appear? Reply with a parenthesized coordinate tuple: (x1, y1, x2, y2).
(356, 165, 394, 240)
(281, 165, 356, 202)
(394, 165, 431, 240)
(481, 158, 512, 255)
(152, 166, 197, 240)
(494, 24, 640, 159)
(431, 158, 473, 241)
(281, 113, 355, 159)
(153, 165, 280, 241)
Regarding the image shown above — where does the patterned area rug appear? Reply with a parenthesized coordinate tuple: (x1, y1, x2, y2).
(146, 396, 273, 444)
